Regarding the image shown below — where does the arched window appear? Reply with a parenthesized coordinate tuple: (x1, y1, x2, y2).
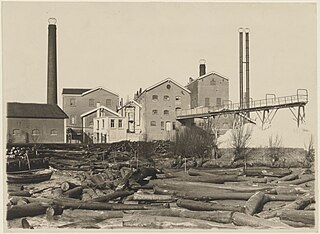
(164, 95, 170, 101)
(152, 109, 158, 115)
(164, 110, 169, 115)
(50, 129, 57, 135)
(32, 129, 40, 136)
(152, 95, 158, 101)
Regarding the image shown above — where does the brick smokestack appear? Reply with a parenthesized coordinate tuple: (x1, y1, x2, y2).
(199, 59, 206, 77)
(47, 18, 58, 105)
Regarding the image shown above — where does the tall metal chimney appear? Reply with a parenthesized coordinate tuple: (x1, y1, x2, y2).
(47, 18, 58, 105)
(245, 28, 250, 116)
(239, 28, 244, 109)
(199, 59, 206, 77)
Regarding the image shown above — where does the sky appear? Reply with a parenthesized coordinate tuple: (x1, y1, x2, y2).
(1, 2, 317, 143)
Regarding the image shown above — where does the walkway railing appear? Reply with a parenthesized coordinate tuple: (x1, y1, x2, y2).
(177, 89, 308, 118)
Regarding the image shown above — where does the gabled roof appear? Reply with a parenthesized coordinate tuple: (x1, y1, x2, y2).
(118, 100, 142, 111)
(187, 71, 229, 86)
(62, 88, 91, 95)
(62, 87, 119, 97)
(7, 103, 68, 119)
(142, 78, 191, 95)
(80, 105, 120, 118)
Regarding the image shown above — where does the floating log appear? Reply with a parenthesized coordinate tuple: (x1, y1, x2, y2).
(8, 191, 31, 197)
(53, 198, 169, 210)
(232, 212, 289, 228)
(244, 191, 265, 215)
(280, 210, 315, 225)
(277, 175, 315, 185)
(89, 190, 134, 202)
(62, 186, 83, 199)
(127, 209, 234, 224)
(272, 172, 299, 183)
(176, 199, 244, 212)
(133, 193, 174, 202)
(244, 167, 292, 177)
(7, 202, 50, 220)
(122, 214, 236, 229)
(61, 181, 78, 192)
(189, 168, 243, 176)
(264, 194, 300, 202)
(175, 174, 239, 184)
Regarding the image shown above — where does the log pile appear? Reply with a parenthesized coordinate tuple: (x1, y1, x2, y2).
(6, 144, 316, 230)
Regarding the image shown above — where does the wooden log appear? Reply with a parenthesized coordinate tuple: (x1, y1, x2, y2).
(244, 191, 265, 215)
(174, 174, 239, 184)
(122, 214, 237, 229)
(21, 218, 34, 229)
(89, 190, 134, 202)
(9, 196, 53, 204)
(90, 174, 109, 189)
(244, 167, 292, 177)
(53, 198, 169, 210)
(8, 191, 31, 197)
(188, 168, 243, 176)
(304, 203, 315, 211)
(127, 209, 234, 224)
(232, 212, 289, 228)
(264, 194, 300, 201)
(60, 181, 78, 192)
(237, 176, 268, 183)
(7, 202, 50, 220)
(277, 175, 315, 185)
(176, 199, 244, 212)
(262, 201, 289, 211)
(62, 186, 83, 199)
(133, 193, 174, 202)
(272, 172, 299, 183)
(279, 210, 315, 225)
(280, 219, 314, 228)
(46, 205, 63, 220)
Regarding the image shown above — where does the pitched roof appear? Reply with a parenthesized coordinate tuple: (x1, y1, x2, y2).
(118, 100, 142, 111)
(62, 88, 91, 95)
(80, 105, 120, 118)
(62, 87, 119, 97)
(142, 78, 191, 95)
(187, 71, 229, 86)
(7, 103, 68, 119)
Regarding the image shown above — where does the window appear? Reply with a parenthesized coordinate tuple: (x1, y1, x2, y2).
(210, 79, 216, 85)
(102, 119, 105, 128)
(161, 121, 164, 130)
(150, 121, 157, 126)
(13, 129, 20, 135)
(165, 121, 171, 131)
(216, 98, 222, 106)
(70, 115, 76, 125)
(172, 122, 176, 130)
(111, 119, 115, 128)
(175, 96, 181, 105)
(205, 98, 210, 107)
(70, 98, 76, 107)
(128, 112, 134, 121)
(166, 84, 171, 89)
(32, 129, 40, 136)
(118, 119, 123, 128)
(152, 95, 158, 101)
(97, 120, 99, 130)
(164, 95, 170, 101)
(164, 110, 169, 115)
(152, 109, 158, 115)
(106, 99, 112, 107)
(50, 129, 57, 135)
(175, 107, 182, 112)
(89, 99, 95, 107)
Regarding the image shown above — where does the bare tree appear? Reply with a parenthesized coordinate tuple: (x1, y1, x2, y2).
(268, 134, 283, 167)
(230, 124, 253, 169)
(304, 135, 315, 167)
(203, 117, 220, 159)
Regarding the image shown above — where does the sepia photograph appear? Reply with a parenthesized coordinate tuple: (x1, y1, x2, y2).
(1, 1, 318, 232)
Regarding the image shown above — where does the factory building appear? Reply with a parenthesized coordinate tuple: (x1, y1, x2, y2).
(186, 61, 234, 135)
(135, 78, 191, 141)
(7, 103, 68, 143)
(6, 18, 69, 144)
(62, 87, 120, 143)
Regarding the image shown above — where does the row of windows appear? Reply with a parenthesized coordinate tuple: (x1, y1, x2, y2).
(204, 98, 222, 107)
(152, 107, 182, 115)
(12, 129, 57, 136)
(97, 119, 123, 130)
(70, 98, 113, 107)
(152, 95, 181, 103)
(150, 121, 176, 130)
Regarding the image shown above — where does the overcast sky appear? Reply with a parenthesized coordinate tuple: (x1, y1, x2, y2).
(2, 2, 317, 137)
